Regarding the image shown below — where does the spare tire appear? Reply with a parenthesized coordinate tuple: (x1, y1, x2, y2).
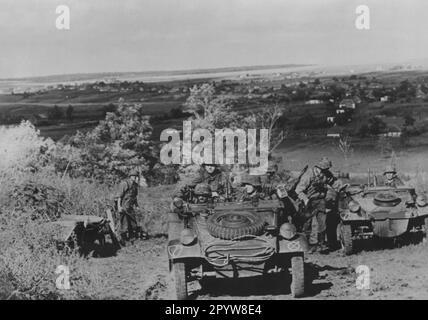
(373, 192, 401, 207)
(207, 211, 265, 240)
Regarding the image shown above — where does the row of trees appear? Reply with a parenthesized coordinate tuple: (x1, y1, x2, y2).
(48, 105, 74, 121)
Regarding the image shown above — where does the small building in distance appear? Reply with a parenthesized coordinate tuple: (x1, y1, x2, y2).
(339, 98, 356, 109)
(326, 126, 343, 138)
(305, 99, 323, 105)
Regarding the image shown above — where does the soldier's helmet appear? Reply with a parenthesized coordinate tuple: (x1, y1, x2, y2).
(240, 174, 262, 187)
(202, 163, 218, 174)
(316, 157, 332, 170)
(194, 183, 211, 196)
(384, 165, 397, 175)
(129, 168, 140, 177)
(267, 163, 279, 173)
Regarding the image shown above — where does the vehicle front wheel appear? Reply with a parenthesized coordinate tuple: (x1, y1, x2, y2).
(173, 261, 188, 300)
(339, 223, 354, 255)
(290, 255, 305, 298)
(424, 217, 428, 238)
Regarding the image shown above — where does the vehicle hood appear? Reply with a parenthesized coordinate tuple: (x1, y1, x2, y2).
(352, 189, 414, 220)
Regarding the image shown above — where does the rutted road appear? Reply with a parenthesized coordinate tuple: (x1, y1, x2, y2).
(90, 237, 428, 300)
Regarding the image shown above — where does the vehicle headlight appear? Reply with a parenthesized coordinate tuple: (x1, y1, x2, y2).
(416, 195, 427, 207)
(180, 229, 196, 246)
(348, 200, 361, 213)
(279, 223, 297, 240)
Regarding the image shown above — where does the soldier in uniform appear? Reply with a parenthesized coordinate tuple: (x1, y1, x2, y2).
(115, 169, 146, 243)
(382, 165, 404, 187)
(261, 163, 284, 199)
(172, 164, 231, 206)
(192, 183, 212, 204)
(295, 157, 342, 252)
(236, 174, 265, 202)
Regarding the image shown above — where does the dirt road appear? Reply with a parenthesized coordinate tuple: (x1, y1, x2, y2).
(89, 236, 428, 300)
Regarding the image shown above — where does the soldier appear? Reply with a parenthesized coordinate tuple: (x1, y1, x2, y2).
(382, 165, 404, 187)
(192, 183, 212, 204)
(261, 163, 283, 199)
(237, 174, 263, 202)
(295, 157, 341, 252)
(172, 164, 231, 206)
(115, 169, 146, 244)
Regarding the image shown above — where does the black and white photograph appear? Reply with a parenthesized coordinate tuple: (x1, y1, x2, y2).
(1, 0, 428, 304)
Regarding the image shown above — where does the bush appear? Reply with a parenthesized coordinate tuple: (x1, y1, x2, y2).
(0, 210, 105, 299)
(0, 121, 55, 173)
(8, 182, 70, 221)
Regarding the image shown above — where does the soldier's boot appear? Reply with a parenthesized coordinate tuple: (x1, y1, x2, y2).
(134, 226, 149, 240)
(119, 232, 128, 246)
(305, 232, 319, 253)
(317, 231, 329, 253)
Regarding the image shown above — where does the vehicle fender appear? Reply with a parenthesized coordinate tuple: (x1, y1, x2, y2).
(278, 233, 309, 253)
(167, 212, 202, 261)
(167, 239, 202, 261)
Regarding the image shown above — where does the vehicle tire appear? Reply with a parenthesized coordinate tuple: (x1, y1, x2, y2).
(290, 255, 305, 298)
(173, 261, 188, 300)
(424, 217, 428, 238)
(207, 211, 265, 240)
(339, 223, 353, 255)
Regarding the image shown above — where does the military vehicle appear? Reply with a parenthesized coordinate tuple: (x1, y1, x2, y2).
(167, 190, 309, 300)
(337, 173, 428, 255)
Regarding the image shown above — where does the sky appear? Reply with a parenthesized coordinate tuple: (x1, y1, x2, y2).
(1, 0, 427, 78)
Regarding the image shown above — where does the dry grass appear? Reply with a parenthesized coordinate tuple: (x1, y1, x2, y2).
(0, 167, 173, 299)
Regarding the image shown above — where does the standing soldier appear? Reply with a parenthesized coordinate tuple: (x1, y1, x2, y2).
(295, 157, 341, 252)
(115, 168, 147, 244)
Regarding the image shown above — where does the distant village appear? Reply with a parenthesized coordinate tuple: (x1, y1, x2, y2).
(2, 65, 428, 141)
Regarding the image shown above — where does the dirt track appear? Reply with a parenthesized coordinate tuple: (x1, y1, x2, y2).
(89, 236, 428, 300)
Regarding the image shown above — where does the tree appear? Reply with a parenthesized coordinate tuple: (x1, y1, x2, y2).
(181, 83, 287, 166)
(250, 105, 286, 154)
(103, 103, 116, 116)
(183, 83, 240, 130)
(367, 117, 387, 135)
(48, 105, 63, 120)
(377, 136, 393, 157)
(403, 113, 415, 127)
(358, 124, 370, 137)
(337, 135, 353, 167)
(66, 105, 74, 121)
(57, 100, 155, 183)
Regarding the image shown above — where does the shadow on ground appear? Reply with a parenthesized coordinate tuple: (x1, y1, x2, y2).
(194, 261, 352, 299)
